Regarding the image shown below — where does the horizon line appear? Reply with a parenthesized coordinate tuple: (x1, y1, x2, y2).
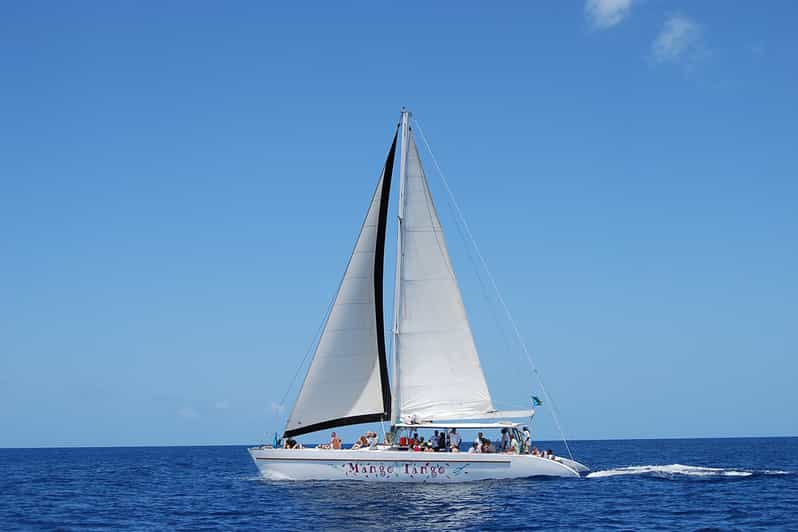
(2, 434, 796, 450)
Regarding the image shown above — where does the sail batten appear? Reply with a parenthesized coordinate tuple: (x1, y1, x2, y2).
(283, 132, 397, 438)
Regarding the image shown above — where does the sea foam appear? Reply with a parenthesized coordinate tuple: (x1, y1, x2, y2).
(586, 464, 790, 479)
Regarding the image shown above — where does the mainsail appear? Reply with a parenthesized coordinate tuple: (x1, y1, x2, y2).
(283, 132, 397, 438)
(393, 128, 495, 422)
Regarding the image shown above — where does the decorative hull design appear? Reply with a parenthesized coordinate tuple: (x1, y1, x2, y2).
(249, 448, 583, 482)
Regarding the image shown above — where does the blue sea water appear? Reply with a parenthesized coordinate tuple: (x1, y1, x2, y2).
(1, 437, 796, 530)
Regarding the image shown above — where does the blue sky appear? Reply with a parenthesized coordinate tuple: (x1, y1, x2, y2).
(1, 1, 796, 447)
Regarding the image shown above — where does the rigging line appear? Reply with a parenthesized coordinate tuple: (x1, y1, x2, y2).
(444, 179, 516, 365)
(412, 117, 575, 462)
(277, 290, 337, 409)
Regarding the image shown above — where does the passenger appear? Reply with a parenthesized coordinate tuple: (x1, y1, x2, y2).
(330, 432, 342, 450)
(547, 449, 555, 459)
(437, 430, 447, 452)
(510, 434, 520, 454)
(351, 434, 368, 450)
(449, 428, 462, 452)
(468, 441, 481, 454)
(283, 438, 299, 449)
(366, 431, 378, 448)
(522, 426, 531, 453)
(475, 432, 484, 449)
(432, 430, 440, 451)
(480, 438, 490, 454)
(531, 446, 540, 456)
(500, 428, 510, 452)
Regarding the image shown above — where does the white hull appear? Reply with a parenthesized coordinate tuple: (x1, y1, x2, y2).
(249, 447, 585, 482)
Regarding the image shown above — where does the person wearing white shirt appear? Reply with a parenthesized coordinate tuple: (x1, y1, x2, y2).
(449, 428, 462, 451)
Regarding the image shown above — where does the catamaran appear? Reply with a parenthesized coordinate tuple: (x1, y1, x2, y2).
(249, 109, 589, 481)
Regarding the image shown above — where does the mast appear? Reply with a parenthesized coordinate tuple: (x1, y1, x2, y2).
(390, 107, 410, 426)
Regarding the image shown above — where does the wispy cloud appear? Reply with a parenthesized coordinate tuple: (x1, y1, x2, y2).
(585, 0, 634, 30)
(652, 14, 703, 64)
(269, 402, 285, 415)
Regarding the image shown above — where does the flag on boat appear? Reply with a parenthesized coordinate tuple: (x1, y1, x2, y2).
(531, 396, 543, 406)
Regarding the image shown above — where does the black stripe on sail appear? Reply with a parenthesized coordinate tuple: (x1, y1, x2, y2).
(283, 413, 387, 439)
(282, 128, 398, 440)
(374, 130, 398, 419)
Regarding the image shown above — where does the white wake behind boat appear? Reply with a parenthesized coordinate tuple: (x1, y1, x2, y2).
(250, 109, 588, 481)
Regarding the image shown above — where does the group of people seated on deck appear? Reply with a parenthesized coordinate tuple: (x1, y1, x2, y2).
(530, 447, 557, 460)
(465, 427, 556, 459)
(315, 430, 380, 450)
(467, 428, 522, 454)
(282, 438, 302, 449)
(351, 431, 379, 450)
(400, 428, 463, 452)
(281, 425, 558, 460)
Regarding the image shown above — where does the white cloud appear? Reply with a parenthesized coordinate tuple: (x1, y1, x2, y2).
(176, 406, 199, 419)
(585, 0, 634, 30)
(215, 399, 232, 410)
(652, 14, 702, 63)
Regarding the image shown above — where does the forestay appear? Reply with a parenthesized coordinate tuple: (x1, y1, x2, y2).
(394, 129, 495, 422)
(284, 133, 396, 438)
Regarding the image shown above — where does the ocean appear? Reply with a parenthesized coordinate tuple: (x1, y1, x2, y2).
(1, 437, 796, 530)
